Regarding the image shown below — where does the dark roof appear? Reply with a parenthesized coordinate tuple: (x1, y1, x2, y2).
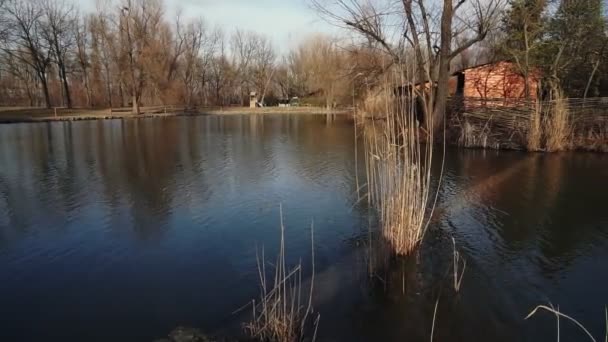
(451, 60, 513, 75)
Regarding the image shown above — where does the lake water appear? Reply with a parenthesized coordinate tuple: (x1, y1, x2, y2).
(0, 115, 607, 342)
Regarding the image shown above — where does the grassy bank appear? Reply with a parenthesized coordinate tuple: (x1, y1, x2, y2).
(0, 106, 351, 124)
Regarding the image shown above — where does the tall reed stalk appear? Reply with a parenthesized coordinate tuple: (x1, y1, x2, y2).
(245, 206, 318, 342)
(527, 99, 543, 151)
(545, 86, 571, 152)
(363, 66, 438, 256)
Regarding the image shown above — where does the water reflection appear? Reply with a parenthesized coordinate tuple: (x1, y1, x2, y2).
(0, 115, 368, 342)
(0, 117, 607, 342)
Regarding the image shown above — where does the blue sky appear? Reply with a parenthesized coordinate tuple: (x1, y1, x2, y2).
(81, 0, 337, 53)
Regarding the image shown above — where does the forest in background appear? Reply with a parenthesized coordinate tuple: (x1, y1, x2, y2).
(0, 0, 365, 112)
(0, 0, 607, 114)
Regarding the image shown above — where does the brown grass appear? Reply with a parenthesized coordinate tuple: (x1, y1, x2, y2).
(572, 120, 608, 152)
(245, 206, 318, 342)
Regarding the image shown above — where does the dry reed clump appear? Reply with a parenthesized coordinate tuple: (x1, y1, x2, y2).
(363, 71, 440, 256)
(245, 207, 318, 342)
(457, 119, 498, 149)
(527, 99, 543, 151)
(361, 89, 393, 120)
(458, 120, 476, 147)
(572, 121, 608, 152)
(544, 87, 571, 152)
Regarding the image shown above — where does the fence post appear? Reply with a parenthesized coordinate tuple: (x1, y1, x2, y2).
(54, 107, 57, 118)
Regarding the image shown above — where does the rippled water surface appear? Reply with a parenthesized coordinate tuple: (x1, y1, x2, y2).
(0, 115, 607, 342)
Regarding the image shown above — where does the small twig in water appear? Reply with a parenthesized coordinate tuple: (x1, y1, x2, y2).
(452, 237, 466, 292)
(430, 297, 440, 342)
(526, 304, 597, 342)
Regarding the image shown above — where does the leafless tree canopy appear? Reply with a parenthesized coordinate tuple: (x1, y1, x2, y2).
(312, 0, 505, 127)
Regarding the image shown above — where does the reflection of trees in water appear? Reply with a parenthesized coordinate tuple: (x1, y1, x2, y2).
(341, 232, 522, 342)
(116, 119, 182, 239)
(0, 175, 27, 243)
(0, 119, 190, 241)
(484, 153, 608, 272)
(188, 115, 358, 201)
(444, 150, 608, 276)
(533, 154, 608, 272)
(0, 123, 81, 235)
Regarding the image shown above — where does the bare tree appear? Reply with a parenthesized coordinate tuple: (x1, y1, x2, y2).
(90, 13, 116, 107)
(41, 0, 76, 108)
(3, 0, 53, 108)
(231, 29, 259, 104)
(178, 20, 221, 107)
(75, 14, 93, 106)
(120, 0, 140, 114)
(118, 0, 164, 113)
(0, 0, 9, 42)
(251, 34, 276, 105)
(2, 50, 38, 106)
(178, 19, 205, 107)
(197, 27, 221, 106)
(291, 35, 347, 109)
(312, 0, 504, 129)
(209, 33, 232, 106)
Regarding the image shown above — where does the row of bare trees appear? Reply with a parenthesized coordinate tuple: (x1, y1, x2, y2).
(0, 0, 363, 110)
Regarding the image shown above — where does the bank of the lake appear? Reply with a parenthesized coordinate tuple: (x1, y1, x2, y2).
(0, 106, 350, 124)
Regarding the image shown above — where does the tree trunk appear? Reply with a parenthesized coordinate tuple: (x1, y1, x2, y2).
(432, 0, 454, 133)
(39, 73, 52, 109)
(132, 94, 140, 114)
(60, 64, 72, 108)
(583, 59, 601, 99)
(84, 73, 93, 107)
(26, 85, 34, 107)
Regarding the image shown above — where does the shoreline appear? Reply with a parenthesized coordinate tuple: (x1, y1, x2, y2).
(0, 106, 352, 124)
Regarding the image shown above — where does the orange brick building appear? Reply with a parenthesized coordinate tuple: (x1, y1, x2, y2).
(449, 61, 541, 103)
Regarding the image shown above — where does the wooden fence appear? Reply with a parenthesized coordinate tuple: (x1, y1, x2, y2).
(448, 97, 608, 151)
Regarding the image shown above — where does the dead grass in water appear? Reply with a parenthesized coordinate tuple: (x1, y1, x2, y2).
(244, 205, 319, 342)
(362, 69, 443, 256)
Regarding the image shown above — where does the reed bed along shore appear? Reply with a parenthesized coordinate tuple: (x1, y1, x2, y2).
(450, 91, 608, 152)
(361, 82, 608, 153)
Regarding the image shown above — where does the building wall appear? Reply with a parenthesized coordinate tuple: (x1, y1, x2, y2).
(451, 61, 540, 103)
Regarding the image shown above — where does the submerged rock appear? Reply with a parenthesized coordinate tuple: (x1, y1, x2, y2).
(166, 326, 211, 342)
(156, 326, 251, 342)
